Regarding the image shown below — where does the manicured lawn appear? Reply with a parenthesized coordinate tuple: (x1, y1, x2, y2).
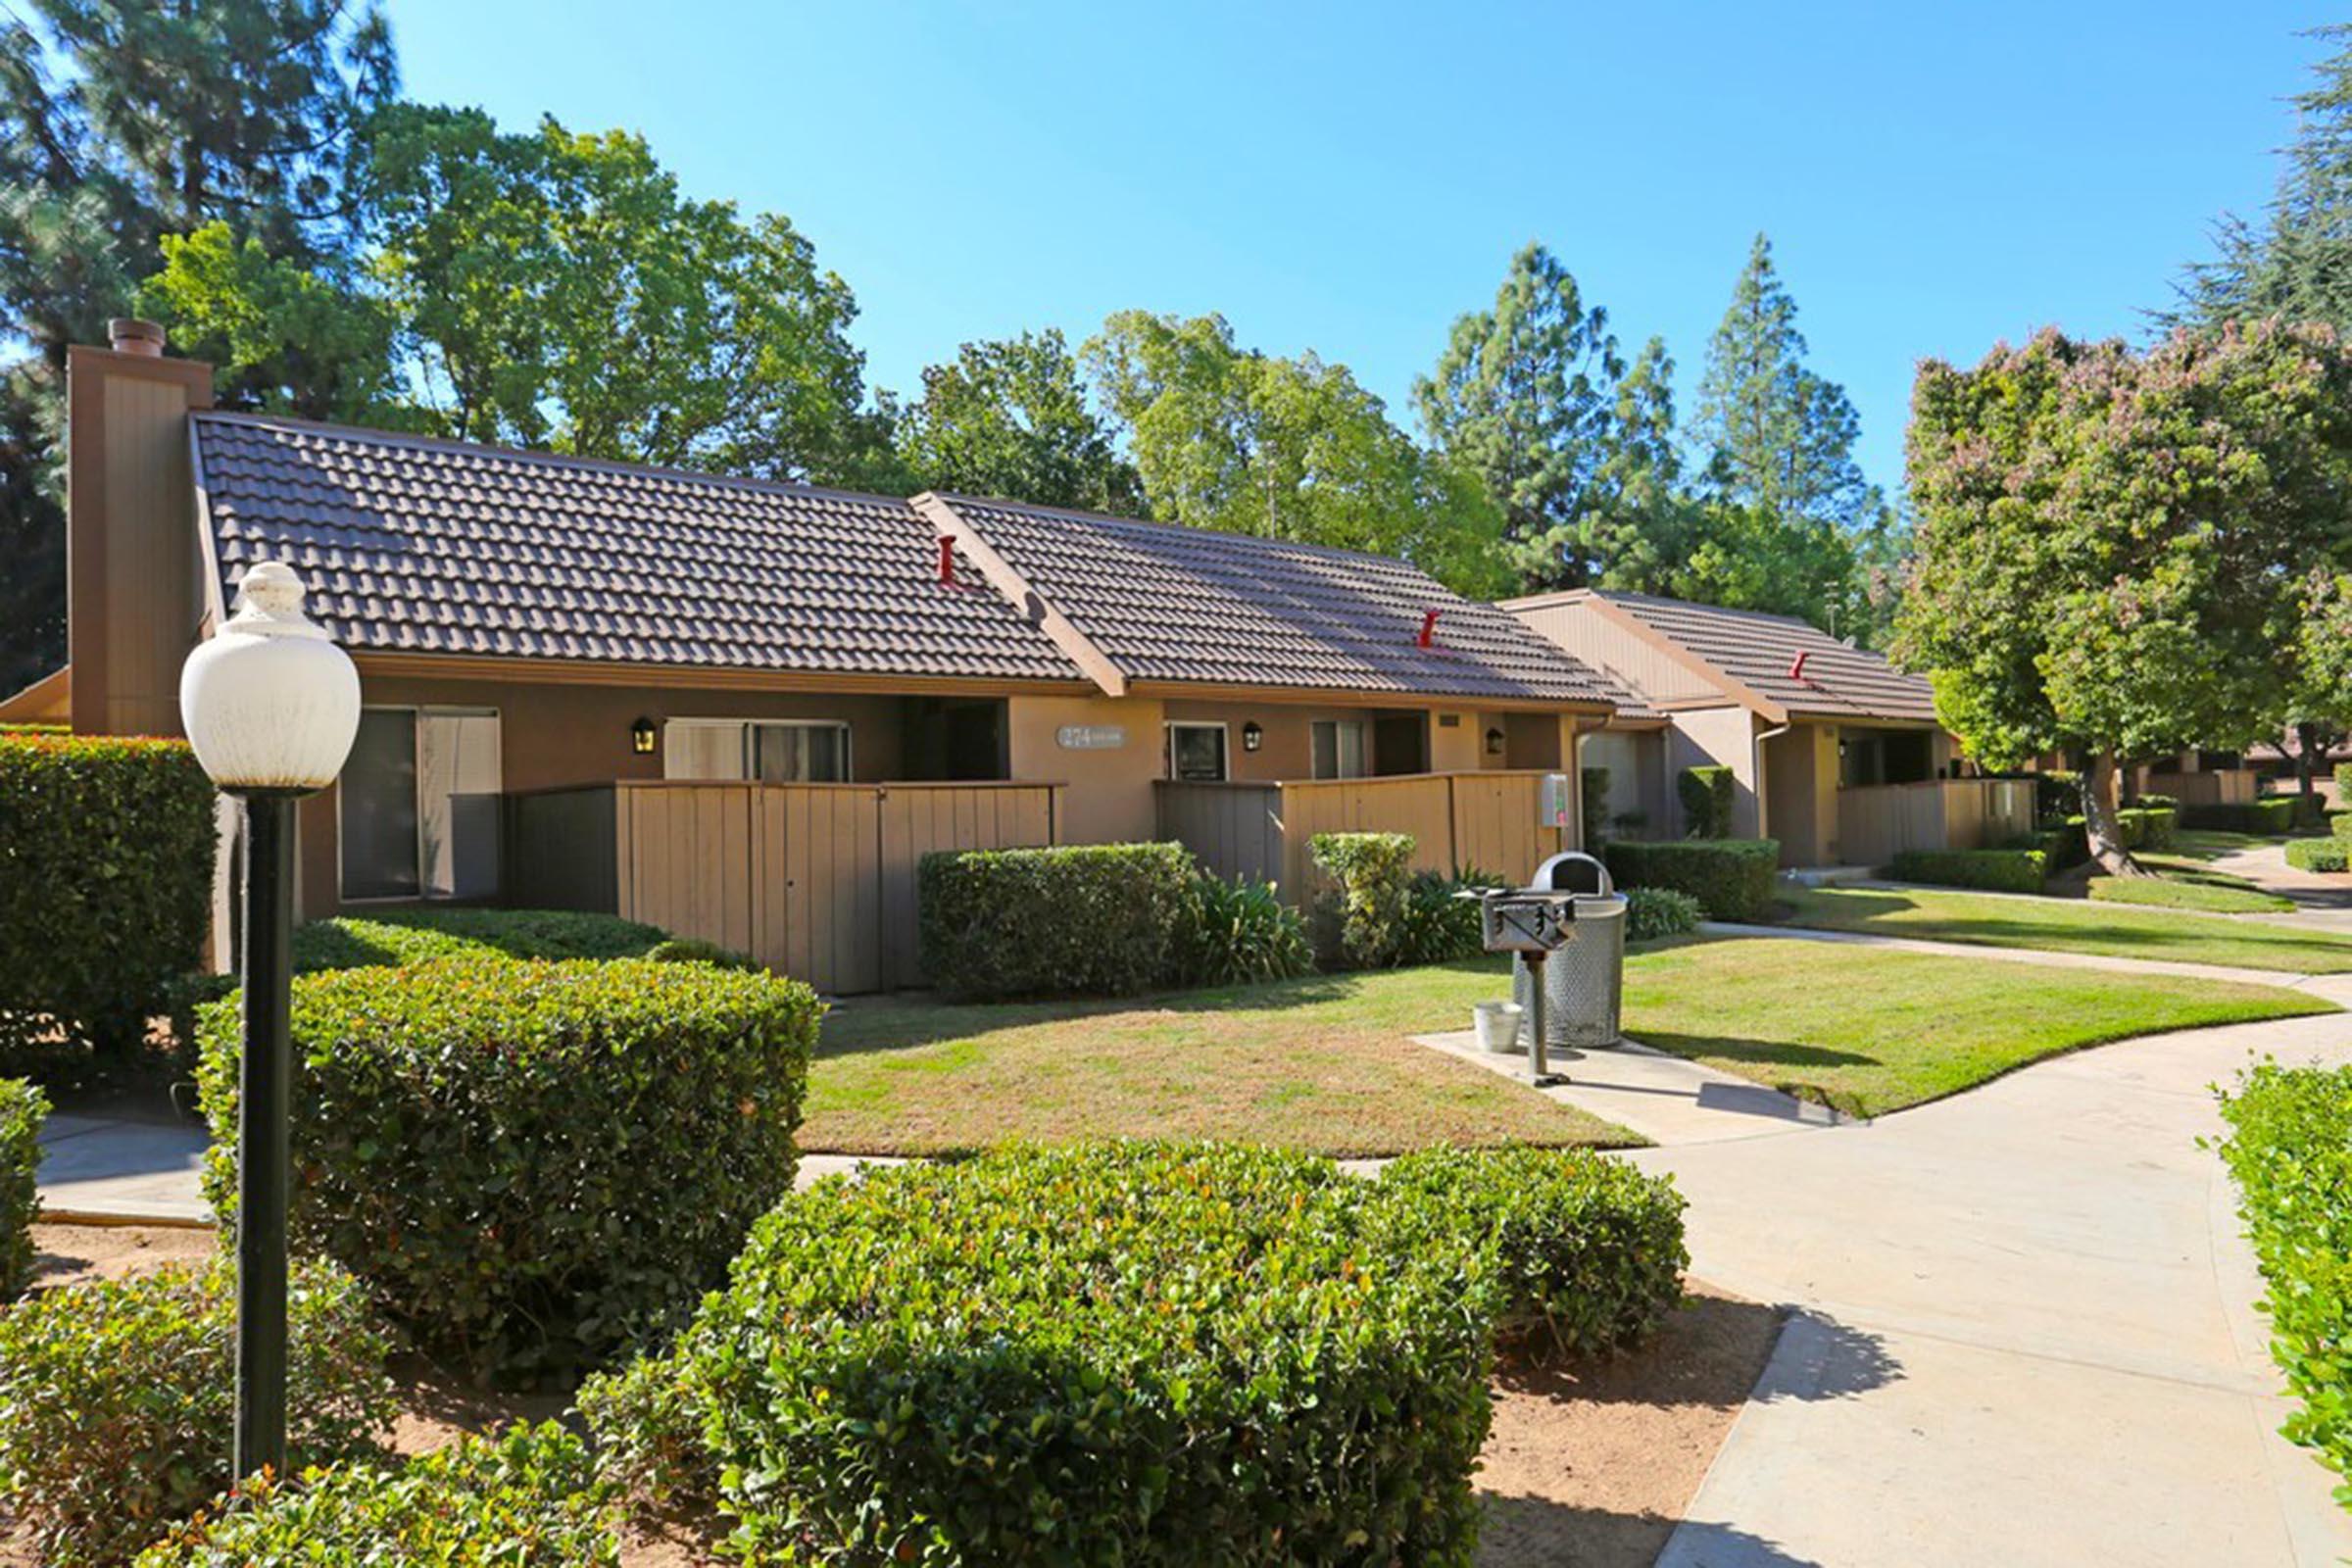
(805, 960, 1638, 1156)
(1624, 937, 2334, 1117)
(2087, 855, 2296, 914)
(1778, 884, 2352, 973)
(803, 934, 2337, 1151)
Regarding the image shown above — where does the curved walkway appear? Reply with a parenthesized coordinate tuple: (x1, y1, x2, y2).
(1629, 949, 2352, 1566)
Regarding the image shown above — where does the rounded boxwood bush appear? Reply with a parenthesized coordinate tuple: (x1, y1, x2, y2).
(135, 1423, 619, 1566)
(0, 1076, 47, 1299)
(1624, 886, 1703, 943)
(919, 843, 1198, 999)
(1370, 1146, 1687, 1355)
(2287, 837, 2351, 873)
(587, 1142, 1498, 1565)
(0, 1258, 393, 1566)
(198, 957, 820, 1378)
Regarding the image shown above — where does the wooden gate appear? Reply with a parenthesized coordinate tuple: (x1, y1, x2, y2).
(512, 780, 1062, 994)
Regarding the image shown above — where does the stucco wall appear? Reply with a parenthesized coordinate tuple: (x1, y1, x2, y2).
(1006, 693, 1167, 849)
(1763, 721, 1841, 865)
(1664, 706, 1761, 837)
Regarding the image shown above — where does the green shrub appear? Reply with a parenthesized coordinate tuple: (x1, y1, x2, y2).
(1175, 873, 1314, 988)
(645, 935, 754, 969)
(1581, 764, 1610, 846)
(134, 1423, 619, 1567)
(198, 958, 818, 1378)
(1371, 1146, 1686, 1354)
(0, 734, 216, 1071)
(2180, 798, 2298, 836)
(1624, 886, 1702, 942)
(919, 842, 1196, 1000)
(1308, 830, 1419, 967)
(2017, 826, 2090, 872)
(1395, 866, 1507, 966)
(2218, 1064, 2352, 1509)
(1677, 765, 1735, 838)
(0, 1259, 393, 1565)
(2334, 808, 2352, 843)
(2337, 761, 2352, 803)
(1888, 848, 2047, 895)
(2032, 769, 2082, 828)
(0, 1077, 44, 1299)
(1602, 839, 1779, 921)
(590, 1143, 1498, 1564)
(2287, 838, 2350, 873)
(2065, 806, 2179, 854)
(291, 907, 669, 974)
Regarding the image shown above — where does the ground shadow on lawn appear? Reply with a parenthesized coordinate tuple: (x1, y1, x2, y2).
(1629, 1031, 1880, 1072)
(817, 960, 1497, 1058)
(1778, 888, 2352, 967)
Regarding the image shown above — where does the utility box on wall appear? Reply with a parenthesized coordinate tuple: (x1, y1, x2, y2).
(1539, 771, 1574, 829)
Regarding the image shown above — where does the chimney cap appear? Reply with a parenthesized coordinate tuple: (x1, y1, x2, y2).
(108, 318, 165, 357)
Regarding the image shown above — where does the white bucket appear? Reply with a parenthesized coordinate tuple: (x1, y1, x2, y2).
(1472, 1001, 1525, 1054)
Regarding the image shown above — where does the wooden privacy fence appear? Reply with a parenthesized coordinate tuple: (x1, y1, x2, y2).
(1837, 778, 2034, 867)
(508, 780, 1063, 994)
(2147, 766, 2260, 808)
(1157, 770, 1573, 900)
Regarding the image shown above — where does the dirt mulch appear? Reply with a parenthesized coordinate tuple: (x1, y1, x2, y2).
(7, 1225, 1781, 1568)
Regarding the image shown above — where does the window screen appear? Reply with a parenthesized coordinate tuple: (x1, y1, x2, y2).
(750, 723, 851, 783)
(417, 710, 502, 899)
(1311, 720, 1367, 780)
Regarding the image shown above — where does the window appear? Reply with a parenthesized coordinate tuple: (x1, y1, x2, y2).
(1165, 722, 1228, 782)
(1310, 719, 1368, 780)
(339, 708, 502, 901)
(662, 719, 852, 784)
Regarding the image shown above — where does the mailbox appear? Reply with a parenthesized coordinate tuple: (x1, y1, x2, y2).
(1538, 772, 1574, 828)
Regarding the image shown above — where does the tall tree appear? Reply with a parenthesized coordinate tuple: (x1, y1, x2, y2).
(2171, 25, 2352, 334)
(1899, 321, 2352, 874)
(1692, 233, 1882, 533)
(0, 0, 395, 692)
(1086, 310, 1508, 595)
(144, 107, 887, 485)
(893, 329, 1141, 512)
(1413, 243, 1621, 588)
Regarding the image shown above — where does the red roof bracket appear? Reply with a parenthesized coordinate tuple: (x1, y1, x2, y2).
(1417, 609, 1441, 649)
(1788, 650, 1808, 681)
(937, 535, 957, 588)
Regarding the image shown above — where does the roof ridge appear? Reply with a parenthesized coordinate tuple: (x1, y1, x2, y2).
(192, 410, 919, 514)
(1601, 589, 1829, 633)
(932, 491, 1483, 582)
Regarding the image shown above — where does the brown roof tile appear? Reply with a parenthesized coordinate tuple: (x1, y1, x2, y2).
(190, 415, 1086, 684)
(1596, 592, 1937, 723)
(933, 496, 1613, 706)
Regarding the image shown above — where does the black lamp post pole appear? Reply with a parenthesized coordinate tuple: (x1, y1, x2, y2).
(232, 790, 298, 1480)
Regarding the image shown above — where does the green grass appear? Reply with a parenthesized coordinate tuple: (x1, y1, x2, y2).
(1623, 937, 2333, 1117)
(1779, 884, 2352, 973)
(2087, 854, 2297, 914)
(806, 960, 1638, 1156)
(802, 934, 2336, 1151)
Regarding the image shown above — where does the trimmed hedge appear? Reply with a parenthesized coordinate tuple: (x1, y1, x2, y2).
(1887, 848, 2047, 895)
(2287, 838, 2350, 874)
(2338, 762, 2352, 803)
(1624, 886, 1702, 942)
(589, 1144, 1506, 1562)
(1395, 866, 1507, 966)
(2180, 798, 2299, 836)
(2218, 1064, 2352, 1508)
(645, 935, 754, 969)
(1602, 839, 1780, 921)
(1308, 830, 1419, 968)
(0, 1078, 44, 1300)
(0, 1259, 393, 1565)
(198, 958, 819, 1378)
(1677, 765, 1735, 839)
(2065, 805, 2178, 854)
(291, 907, 670, 974)
(1370, 1146, 1687, 1354)
(1175, 873, 1314, 988)
(134, 1423, 619, 1567)
(2335, 808, 2352, 843)
(0, 734, 216, 1069)
(919, 842, 1196, 1000)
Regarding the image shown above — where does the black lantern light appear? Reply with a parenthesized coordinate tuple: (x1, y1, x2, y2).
(1485, 725, 1505, 757)
(1242, 721, 1263, 753)
(631, 716, 658, 756)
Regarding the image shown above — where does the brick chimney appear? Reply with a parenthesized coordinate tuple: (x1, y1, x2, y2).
(68, 322, 216, 735)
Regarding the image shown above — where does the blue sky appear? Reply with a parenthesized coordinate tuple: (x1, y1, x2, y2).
(385, 0, 2332, 496)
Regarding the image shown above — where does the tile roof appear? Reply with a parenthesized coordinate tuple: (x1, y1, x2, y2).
(189, 414, 1086, 683)
(931, 495, 1614, 706)
(1596, 592, 1938, 723)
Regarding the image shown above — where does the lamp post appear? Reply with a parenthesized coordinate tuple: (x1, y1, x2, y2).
(177, 562, 360, 1480)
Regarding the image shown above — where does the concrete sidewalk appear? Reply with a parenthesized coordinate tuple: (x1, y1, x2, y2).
(37, 1111, 211, 1223)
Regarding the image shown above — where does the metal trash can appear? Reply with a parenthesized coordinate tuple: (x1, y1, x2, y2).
(1511, 851, 1627, 1049)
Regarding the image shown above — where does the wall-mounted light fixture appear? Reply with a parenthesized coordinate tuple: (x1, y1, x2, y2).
(1485, 725, 1505, 757)
(1837, 738, 1849, 760)
(1242, 721, 1263, 753)
(631, 716, 658, 756)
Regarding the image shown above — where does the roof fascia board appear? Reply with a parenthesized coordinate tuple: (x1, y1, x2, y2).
(187, 419, 229, 635)
(1578, 597, 1790, 726)
(912, 493, 1129, 698)
(1129, 678, 1612, 715)
(349, 650, 1100, 699)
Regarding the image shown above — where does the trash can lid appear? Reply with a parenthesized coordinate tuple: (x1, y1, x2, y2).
(1532, 851, 1612, 896)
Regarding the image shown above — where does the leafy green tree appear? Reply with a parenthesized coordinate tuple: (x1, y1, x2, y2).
(1086, 310, 1508, 595)
(1413, 243, 1621, 588)
(143, 106, 886, 485)
(1899, 322, 2352, 873)
(0, 0, 395, 691)
(894, 329, 1141, 512)
(2171, 25, 2352, 334)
